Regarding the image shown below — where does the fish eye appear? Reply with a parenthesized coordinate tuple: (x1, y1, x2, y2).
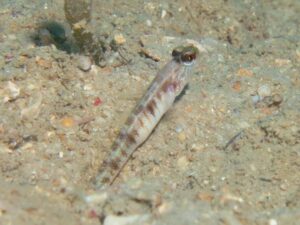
(181, 52, 196, 63)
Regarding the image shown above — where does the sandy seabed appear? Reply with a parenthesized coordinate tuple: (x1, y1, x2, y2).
(0, 0, 299, 224)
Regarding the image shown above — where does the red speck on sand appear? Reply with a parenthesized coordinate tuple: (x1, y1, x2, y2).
(93, 97, 102, 106)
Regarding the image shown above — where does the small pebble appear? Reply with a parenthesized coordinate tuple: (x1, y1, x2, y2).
(237, 68, 254, 77)
(203, 180, 209, 185)
(274, 58, 291, 66)
(232, 80, 241, 92)
(252, 95, 261, 104)
(161, 9, 167, 19)
(269, 219, 278, 225)
(83, 84, 93, 91)
(146, 19, 152, 26)
(257, 84, 271, 98)
(113, 33, 126, 45)
(157, 202, 172, 214)
(271, 94, 283, 106)
(61, 117, 75, 128)
(103, 214, 149, 225)
(175, 124, 183, 133)
(177, 132, 186, 142)
(211, 185, 217, 191)
(279, 183, 287, 191)
(197, 192, 214, 202)
(177, 156, 189, 171)
(85, 192, 108, 204)
(77, 55, 91, 71)
(190, 143, 204, 152)
(185, 105, 193, 113)
(58, 151, 64, 158)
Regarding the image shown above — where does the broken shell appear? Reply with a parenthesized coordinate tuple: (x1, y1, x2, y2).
(21, 94, 43, 119)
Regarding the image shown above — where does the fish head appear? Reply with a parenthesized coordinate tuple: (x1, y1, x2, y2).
(172, 44, 199, 66)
